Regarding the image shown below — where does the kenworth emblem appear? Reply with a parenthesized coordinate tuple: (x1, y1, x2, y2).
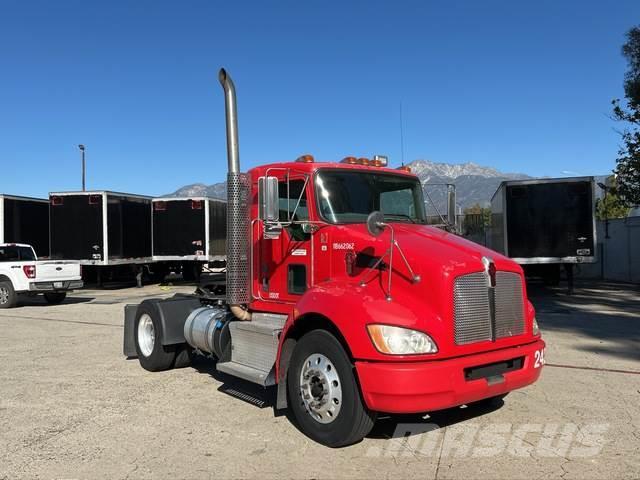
(482, 256, 497, 287)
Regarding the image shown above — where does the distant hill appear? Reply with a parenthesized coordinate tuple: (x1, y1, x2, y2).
(165, 159, 533, 213)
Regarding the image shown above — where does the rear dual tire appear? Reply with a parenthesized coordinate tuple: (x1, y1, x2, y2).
(134, 303, 192, 372)
(287, 330, 376, 448)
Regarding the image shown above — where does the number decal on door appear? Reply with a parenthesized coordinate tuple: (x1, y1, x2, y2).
(534, 349, 545, 368)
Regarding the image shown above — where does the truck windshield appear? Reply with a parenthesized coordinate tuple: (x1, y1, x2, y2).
(315, 170, 426, 224)
(0, 245, 36, 262)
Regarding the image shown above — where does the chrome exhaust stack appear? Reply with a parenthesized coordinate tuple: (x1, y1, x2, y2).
(219, 68, 251, 319)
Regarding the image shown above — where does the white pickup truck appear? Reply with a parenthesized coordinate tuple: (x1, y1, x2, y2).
(0, 243, 83, 308)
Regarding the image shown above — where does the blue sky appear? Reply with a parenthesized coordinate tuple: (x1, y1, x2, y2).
(1, 0, 638, 198)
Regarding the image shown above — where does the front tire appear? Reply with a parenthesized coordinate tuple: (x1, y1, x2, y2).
(0, 281, 17, 309)
(134, 303, 176, 372)
(287, 330, 376, 447)
(44, 292, 67, 304)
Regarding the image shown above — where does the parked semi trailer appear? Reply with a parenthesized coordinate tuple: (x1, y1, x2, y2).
(0, 194, 50, 258)
(123, 69, 545, 447)
(50, 191, 152, 283)
(152, 197, 226, 280)
(490, 177, 596, 289)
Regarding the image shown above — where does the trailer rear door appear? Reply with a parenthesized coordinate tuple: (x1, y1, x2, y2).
(506, 180, 594, 259)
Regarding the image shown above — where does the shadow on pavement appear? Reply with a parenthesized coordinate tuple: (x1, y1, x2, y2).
(17, 295, 94, 307)
(528, 280, 640, 363)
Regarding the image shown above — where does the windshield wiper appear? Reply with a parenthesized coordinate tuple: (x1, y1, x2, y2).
(384, 213, 417, 224)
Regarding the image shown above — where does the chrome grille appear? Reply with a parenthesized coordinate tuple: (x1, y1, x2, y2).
(454, 272, 492, 345)
(453, 271, 525, 345)
(494, 271, 525, 338)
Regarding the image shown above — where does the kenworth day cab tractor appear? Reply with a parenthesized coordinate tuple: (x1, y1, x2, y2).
(123, 69, 545, 447)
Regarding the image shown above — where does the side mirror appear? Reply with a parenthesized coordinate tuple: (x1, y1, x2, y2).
(366, 211, 386, 237)
(258, 176, 279, 222)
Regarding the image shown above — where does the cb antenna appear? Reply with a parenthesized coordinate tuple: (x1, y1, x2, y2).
(399, 101, 405, 166)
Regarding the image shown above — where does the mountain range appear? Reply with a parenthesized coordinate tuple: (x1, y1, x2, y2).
(166, 159, 532, 214)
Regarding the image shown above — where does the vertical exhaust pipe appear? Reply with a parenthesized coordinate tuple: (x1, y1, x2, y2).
(219, 69, 240, 174)
(219, 68, 251, 320)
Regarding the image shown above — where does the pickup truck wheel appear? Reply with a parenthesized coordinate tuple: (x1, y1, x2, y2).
(134, 304, 176, 372)
(0, 281, 17, 309)
(287, 330, 376, 448)
(44, 292, 67, 304)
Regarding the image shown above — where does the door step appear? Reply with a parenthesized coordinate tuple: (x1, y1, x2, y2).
(215, 312, 287, 386)
(218, 383, 270, 408)
(216, 361, 274, 386)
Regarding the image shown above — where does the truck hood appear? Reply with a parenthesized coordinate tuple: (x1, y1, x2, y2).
(318, 222, 532, 360)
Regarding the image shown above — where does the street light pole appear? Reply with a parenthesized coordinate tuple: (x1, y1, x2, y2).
(78, 144, 86, 191)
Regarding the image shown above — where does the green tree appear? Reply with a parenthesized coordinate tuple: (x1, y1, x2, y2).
(595, 176, 630, 220)
(612, 27, 640, 206)
(462, 203, 491, 234)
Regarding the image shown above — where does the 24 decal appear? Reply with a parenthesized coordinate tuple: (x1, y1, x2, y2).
(534, 349, 545, 368)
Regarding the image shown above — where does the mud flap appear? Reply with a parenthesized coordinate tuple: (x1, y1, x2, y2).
(123, 304, 138, 358)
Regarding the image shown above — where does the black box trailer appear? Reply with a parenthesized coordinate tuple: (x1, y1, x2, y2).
(49, 191, 152, 266)
(152, 197, 226, 262)
(490, 177, 596, 288)
(0, 194, 50, 258)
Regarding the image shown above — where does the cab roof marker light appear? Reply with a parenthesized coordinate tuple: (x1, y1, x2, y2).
(296, 154, 315, 163)
(372, 155, 388, 167)
(341, 156, 358, 164)
(397, 165, 411, 173)
(358, 157, 370, 166)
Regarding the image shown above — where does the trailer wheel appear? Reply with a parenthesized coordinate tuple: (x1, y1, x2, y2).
(287, 330, 376, 447)
(134, 304, 176, 372)
(44, 292, 67, 304)
(0, 281, 17, 309)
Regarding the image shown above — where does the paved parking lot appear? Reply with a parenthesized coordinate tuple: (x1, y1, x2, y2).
(0, 280, 638, 479)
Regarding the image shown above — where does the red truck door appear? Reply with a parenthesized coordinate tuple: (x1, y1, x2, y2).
(257, 177, 312, 304)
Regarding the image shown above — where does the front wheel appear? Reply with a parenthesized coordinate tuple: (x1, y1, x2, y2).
(44, 292, 67, 304)
(287, 330, 376, 447)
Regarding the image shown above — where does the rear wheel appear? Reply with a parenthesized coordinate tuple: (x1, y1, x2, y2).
(134, 304, 176, 372)
(44, 292, 67, 304)
(0, 281, 17, 309)
(287, 330, 376, 447)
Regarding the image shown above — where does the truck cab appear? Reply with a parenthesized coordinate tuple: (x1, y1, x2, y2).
(124, 68, 545, 448)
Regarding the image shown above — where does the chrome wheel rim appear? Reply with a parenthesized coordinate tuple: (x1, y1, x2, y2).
(299, 353, 342, 424)
(0, 287, 8, 305)
(137, 314, 155, 357)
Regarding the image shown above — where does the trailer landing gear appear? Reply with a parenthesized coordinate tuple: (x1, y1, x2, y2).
(564, 263, 574, 295)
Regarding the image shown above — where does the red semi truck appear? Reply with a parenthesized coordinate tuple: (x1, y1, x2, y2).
(123, 69, 545, 447)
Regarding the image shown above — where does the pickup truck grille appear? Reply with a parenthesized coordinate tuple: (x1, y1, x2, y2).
(453, 271, 525, 345)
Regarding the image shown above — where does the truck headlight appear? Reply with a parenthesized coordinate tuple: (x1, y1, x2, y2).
(367, 324, 438, 355)
(533, 317, 540, 336)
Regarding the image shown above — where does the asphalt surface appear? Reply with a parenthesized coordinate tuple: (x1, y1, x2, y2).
(0, 279, 638, 479)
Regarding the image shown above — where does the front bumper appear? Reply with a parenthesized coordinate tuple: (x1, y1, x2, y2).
(356, 339, 545, 414)
(29, 280, 84, 292)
